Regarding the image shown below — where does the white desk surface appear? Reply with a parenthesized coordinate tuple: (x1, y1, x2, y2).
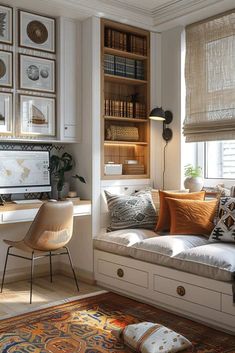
(0, 199, 91, 224)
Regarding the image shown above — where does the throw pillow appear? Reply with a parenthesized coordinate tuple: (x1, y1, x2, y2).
(156, 190, 205, 232)
(166, 198, 218, 236)
(112, 322, 191, 353)
(104, 190, 157, 231)
(209, 197, 235, 242)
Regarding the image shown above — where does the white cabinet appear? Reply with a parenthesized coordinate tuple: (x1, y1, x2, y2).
(58, 17, 81, 142)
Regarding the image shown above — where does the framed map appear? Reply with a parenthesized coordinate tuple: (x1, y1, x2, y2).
(0, 92, 12, 134)
(20, 94, 56, 137)
(19, 10, 55, 53)
(0, 5, 13, 45)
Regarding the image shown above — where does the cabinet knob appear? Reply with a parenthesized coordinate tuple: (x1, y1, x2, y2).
(177, 285, 186, 296)
(65, 126, 68, 130)
(117, 268, 124, 278)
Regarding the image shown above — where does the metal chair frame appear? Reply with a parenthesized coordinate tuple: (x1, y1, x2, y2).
(0, 245, 79, 304)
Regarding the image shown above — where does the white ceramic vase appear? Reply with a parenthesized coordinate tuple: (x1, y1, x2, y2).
(184, 177, 203, 192)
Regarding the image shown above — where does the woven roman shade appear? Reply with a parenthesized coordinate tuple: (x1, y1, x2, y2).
(183, 10, 235, 142)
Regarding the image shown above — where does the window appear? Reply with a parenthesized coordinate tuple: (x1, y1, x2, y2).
(205, 141, 235, 179)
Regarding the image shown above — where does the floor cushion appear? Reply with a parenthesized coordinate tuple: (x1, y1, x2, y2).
(93, 228, 157, 256)
(172, 243, 235, 281)
(129, 235, 208, 266)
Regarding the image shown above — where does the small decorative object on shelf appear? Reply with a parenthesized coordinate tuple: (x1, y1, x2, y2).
(106, 125, 139, 142)
(19, 10, 56, 53)
(184, 164, 203, 192)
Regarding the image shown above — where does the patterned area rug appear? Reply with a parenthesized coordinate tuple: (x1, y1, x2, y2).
(0, 292, 235, 353)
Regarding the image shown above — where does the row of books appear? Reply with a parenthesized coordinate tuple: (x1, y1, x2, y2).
(105, 28, 147, 56)
(104, 54, 145, 80)
(104, 99, 146, 119)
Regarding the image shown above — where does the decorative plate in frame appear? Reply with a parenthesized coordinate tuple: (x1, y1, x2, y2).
(18, 10, 55, 53)
(19, 54, 56, 93)
(20, 94, 56, 137)
(0, 92, 13, 134)
(0, 4, 13, 45)
(0, 50, 13, 88)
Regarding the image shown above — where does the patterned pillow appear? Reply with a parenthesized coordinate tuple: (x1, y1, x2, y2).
(104, 190, 157, 231)
(209, 197, 235, 242)
(112, 322, 192, 353)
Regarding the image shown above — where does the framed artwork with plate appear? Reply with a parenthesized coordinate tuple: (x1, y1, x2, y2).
(0, 50, 13, 88)
(0, 92, 13, 134)
(20, 94, 56, 137)
(0, 4, 13, 45)
(18, 10, 55, 53)
(19, 54, 56, 93)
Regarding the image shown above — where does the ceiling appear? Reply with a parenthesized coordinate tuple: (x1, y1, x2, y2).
(99, 0, 174, 12)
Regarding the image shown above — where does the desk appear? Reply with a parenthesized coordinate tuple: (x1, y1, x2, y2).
(0, 200, 91, 224)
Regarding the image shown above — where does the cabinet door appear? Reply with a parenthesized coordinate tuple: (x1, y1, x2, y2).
(58, 17, 81, 142)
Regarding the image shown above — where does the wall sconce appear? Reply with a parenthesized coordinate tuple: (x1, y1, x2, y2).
(149, 107, 173, 141)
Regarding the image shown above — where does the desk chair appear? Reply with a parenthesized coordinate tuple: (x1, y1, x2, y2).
(0, 201, 79, 303)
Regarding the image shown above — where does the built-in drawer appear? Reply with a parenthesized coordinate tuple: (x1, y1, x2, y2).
(154, 274, 221, 310)
(97, 259, 148, 288)
(0, 209, 39, 224)
(222, 294, 235, 316)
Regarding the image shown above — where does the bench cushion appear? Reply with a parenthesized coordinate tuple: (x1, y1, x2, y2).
(172, 243, 235, 281)
(129, 235, 208, 266)
(93, 228, 157, 256)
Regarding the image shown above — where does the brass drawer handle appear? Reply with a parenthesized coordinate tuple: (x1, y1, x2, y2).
(117, 268, 124, 278)
(177, 285, 186, 297)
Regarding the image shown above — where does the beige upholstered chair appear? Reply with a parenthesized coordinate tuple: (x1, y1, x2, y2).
(0, 201, 79, 303)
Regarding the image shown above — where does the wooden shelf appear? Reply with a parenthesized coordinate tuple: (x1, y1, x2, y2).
(104, 46, 148, 60)
(104, 140, 148, 146)
(104, 74, 147, 85)
(104, 116, 148, 123)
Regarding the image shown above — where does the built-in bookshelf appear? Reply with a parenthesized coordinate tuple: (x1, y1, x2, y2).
(101, 19, 150, 179)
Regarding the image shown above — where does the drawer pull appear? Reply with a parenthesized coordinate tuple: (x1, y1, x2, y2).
(65, 126, 68, 130)
(177, 286, 186, 297)
(117, 268, 124, 278)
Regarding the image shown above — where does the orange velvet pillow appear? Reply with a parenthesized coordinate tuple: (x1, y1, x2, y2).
(166, 198, 218, 236)
(156, 190, 206, 232)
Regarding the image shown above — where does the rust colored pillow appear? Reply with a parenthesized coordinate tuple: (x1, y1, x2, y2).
(166, 198, 218, 236)
(156, 190, 205, 232)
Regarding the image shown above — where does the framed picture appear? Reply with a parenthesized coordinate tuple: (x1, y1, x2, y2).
(0, 92, 12, 134)
(20, 94, 56, 137)
(0, 5, 13, 45)
(19, 54, 55, 93)
(0, 50, 12, 88)
(18, 10, 55, 53)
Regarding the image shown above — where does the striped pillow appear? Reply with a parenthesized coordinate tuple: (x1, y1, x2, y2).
(104, 190, 157, 232)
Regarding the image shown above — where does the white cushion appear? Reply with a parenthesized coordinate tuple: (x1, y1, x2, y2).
(130, 235, 209, 266)
(112, 322, 191, 353)
(93, 228, 157, 256)
(172, 243, 235, 281)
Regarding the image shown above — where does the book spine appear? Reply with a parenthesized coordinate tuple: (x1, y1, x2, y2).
(115, 56, 126, 77)
(126, 58, 135, 78)
(104, 54, 115, 75)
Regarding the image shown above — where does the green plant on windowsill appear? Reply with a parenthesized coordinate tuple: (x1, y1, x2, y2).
(50, 152, 86, 199)
(184, 164, 203, 192)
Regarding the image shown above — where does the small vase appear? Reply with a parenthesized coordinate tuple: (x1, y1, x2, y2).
(184, 177, 203, 192)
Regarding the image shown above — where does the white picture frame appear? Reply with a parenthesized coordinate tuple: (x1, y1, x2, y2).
(0, 50, 13, 88)
(19, 54, 56, 93)
(0, 5, 13, 45)
(19, 10, 55, 53)
(20, 95, 56, 137)
(0, 92, 12, 134)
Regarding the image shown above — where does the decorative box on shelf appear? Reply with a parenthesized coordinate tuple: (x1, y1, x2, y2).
(104, 163, 123, 175)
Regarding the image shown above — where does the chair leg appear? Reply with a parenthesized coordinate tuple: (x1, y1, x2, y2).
(1, 246, 12, 293)
(30, 251, 34, 304)
(64, 246, 79, 292)
(49, 251, 53, 283)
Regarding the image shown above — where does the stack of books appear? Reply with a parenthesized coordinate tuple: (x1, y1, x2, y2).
(130, 35, 147, 56)
(123, 163, 145, 175)
(104, 99, 146, 119)
(104, 55, 145, 81)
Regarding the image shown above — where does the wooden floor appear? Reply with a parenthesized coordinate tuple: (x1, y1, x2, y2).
(0, 275, 101, 319)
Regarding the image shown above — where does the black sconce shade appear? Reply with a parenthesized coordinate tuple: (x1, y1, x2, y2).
(149, 107, 165, 121)
(149, 107, 173, 141)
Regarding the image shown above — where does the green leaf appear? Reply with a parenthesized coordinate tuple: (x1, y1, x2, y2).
(73, 174, 86, 184)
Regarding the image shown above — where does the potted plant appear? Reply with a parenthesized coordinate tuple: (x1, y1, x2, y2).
(50, 152, 86, 199)
(184, 164, 203, 192)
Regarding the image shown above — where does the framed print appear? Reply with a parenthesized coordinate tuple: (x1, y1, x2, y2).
(0, 92, 12, 134)
(20, 95, 56, 137)
(0, 50, 12, 88)
(0, 5, 13, 45)
(19, 10, 55, 53)
(19, 54, 55, 93)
